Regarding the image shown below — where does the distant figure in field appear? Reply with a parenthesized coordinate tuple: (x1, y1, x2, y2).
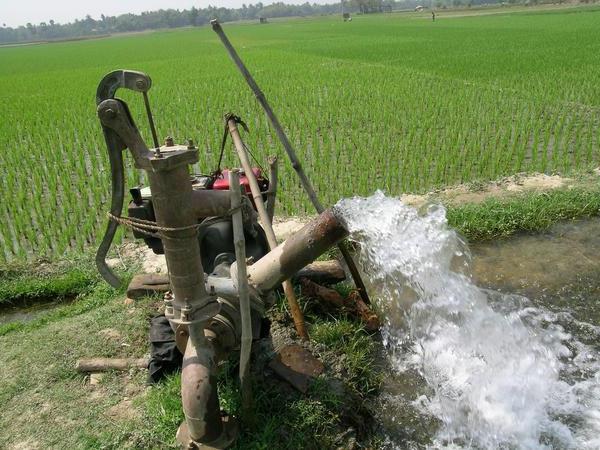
(432, 10, 436, 21)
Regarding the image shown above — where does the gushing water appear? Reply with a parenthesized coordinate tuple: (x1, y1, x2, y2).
(334, 192, 600, 449)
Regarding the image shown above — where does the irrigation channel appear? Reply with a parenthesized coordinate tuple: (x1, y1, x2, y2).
(334, 192, 600, 449)
(1, 194, 599, 448)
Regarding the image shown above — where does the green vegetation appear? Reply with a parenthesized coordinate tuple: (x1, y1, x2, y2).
(310, 318, 381, 393)
(447, 185, 600, 240)
(0, 261, 97, 305)
(0, 257, 128, 335)
(1, 6, 599, 262)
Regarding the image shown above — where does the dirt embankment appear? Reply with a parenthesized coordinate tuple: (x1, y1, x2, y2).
(400, 172, 576, 208)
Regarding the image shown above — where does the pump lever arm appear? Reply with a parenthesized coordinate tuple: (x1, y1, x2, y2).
(96, 70, 152, 105)
(98, 100, 153, 169)
(95, 70, 154, 288)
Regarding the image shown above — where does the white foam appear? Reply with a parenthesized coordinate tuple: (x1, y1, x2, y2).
(334, 191, 600, 449)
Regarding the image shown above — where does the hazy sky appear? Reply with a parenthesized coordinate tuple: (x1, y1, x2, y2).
(0, 0, 331, 28)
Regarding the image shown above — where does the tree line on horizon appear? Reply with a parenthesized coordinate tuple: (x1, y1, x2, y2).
(0, 0, 566, 44)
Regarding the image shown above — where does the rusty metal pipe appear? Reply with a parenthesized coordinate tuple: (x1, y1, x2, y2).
(179, 325, 223, 443)
(190, 189, 232, 218)
(247, 209, 348, 293)
(148, 168, 209, 312)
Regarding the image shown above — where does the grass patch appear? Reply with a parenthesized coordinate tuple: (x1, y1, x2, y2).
(0, 276, 155, 449)
(142, 369, 349, 449)
(310, 318, 381, 395)
(0, 252, 99, 306)
(0, 252, 134, 336)
(447, 187, 600, 241)
(0, 267, 96, 304)
(0, 280, 123, 336)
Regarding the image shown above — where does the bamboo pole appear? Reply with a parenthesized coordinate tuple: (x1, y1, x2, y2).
(229, 169, 253, 415)
(211, 19, 371, 305)
(228, 119, 309, 341)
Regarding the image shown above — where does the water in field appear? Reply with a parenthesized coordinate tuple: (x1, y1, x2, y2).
(0, 296, 76, 326)
(334, 192, 600, 450)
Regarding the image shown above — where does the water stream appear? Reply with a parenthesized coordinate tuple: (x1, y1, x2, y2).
(334, 191, 600, 450)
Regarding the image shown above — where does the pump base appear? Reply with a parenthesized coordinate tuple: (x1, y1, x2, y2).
(176, 415, 237, 450)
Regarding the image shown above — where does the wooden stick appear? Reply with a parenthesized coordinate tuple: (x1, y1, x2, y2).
(75, 358, 148, 373)
(228, 119, 309, 340)
(229, 169, 254, 416)
(294, 260, 346, 285)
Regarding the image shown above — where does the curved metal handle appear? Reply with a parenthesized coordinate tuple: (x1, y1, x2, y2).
(95, 69, 152, 288)
(96, 70, 152, 105)
(95, 127, 125, 288)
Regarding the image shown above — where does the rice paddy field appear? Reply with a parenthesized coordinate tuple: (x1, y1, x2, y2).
(1, 5, 599, 263)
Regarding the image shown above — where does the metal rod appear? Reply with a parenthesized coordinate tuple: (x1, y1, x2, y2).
(211, 19, 371, 305)
(142, 91, 160, 150)
(266, 155, 278, 224)
(228, 119, 309, 340)
(229, 169, 253, 417)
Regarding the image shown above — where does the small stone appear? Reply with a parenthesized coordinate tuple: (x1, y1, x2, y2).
(90, 373, 104, 386)
(124, 297, 135, 306)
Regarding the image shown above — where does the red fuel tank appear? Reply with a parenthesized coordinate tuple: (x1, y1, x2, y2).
(212, 168, 269, 208)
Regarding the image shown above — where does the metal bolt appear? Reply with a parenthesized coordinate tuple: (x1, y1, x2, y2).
(181, 305, 191, 322)
(187, 139, 195, 149)
(164, 136, 174, 147)
(135, 79, 146, 90)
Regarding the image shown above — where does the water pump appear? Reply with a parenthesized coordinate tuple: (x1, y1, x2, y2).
(95, 69, 349, 448)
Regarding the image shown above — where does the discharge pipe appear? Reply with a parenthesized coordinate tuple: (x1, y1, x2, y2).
(247, 209, 349, 294)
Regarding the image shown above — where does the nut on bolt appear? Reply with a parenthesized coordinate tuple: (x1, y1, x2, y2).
(164, 136, 174, 147)
(180, 305, 192, 322)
